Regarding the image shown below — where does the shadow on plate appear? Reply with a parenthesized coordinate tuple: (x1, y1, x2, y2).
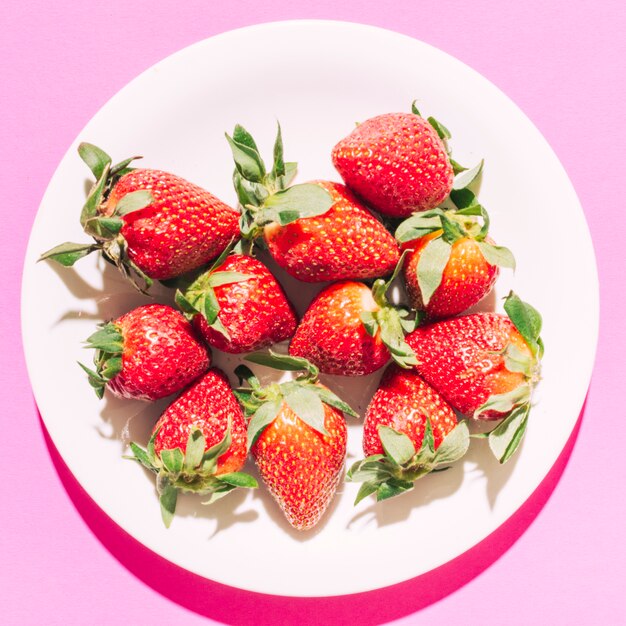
(38, 398, 587, 626)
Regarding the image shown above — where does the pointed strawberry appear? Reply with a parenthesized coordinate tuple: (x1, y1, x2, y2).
(40, 143, 240, 290)
(331, 103, 455, 217)
(235, 352, 356, 530)
(396, 184, 515, 319)
(175, 247, 297, 354)
(129, 369, 256, 527)
(347, 365, 469, 503)
(406, 292, 543, 462)
(227, 124, 399, 281)
(289, 257, 418, 375)
(81, 304, 210, 401)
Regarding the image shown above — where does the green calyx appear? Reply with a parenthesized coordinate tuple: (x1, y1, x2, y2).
(395, 192, 515, 307)
(347, 418, 470, 504)
(78, 321, 124, 399)
(175, 243, 253, 341)
(233, 351, 358, 451)
(38, 143, 154, 293)
(128, 422, 258, 528)
(226, 123, 334, 250)
(360, 252, 419, 368)
(471, 291, 544, 464)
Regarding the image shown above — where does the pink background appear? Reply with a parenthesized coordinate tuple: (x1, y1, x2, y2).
(2, 2, 624, 624)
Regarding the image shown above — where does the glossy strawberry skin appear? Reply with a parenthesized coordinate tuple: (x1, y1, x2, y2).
(108, 304, 210, 401)
(289, 281, 389, 376)
(153, 369, 247, 475)
(363, 365, 457, 456)
(403, 235, 499, 319)
(252, 401, 347, 531)
(406, 313, 531, 417)
(106, 169, 240, 280)
(263, 181, 399, 282)
(332, 113, 453, 218)
(193, 255, 297, 353)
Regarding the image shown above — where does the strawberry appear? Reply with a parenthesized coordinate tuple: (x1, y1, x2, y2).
(406, 292, 543, 462)
(235, 352, 356, 530)
(175, 249, 298, 353)
(331, 104, 454, 217)
(40, 143, 240, 290)
(288, 262, 417, 375)
(395, 186, 515, 319)
(263, 181, 400, 282)
(129, 369, 257, 527)
(347, 365, 469, 503)
(81, 303, 210, 401)
(226, 124, 399, 281)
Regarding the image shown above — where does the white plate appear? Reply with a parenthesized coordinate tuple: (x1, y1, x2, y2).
(21, 21, 598, 597)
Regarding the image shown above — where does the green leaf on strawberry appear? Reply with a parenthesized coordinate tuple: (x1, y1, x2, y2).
(247, 398, 282, 449)
(78, 142, 112, 179)
(347, 419, 470, 504)
(237, 351, 357, 446)
(427, 116, 451, 141)
(361, 254, 419, 369)
(226, 122, 334, 245)
(416, 237, 452, 306)
(452, 159, 484, 191)
(283, 385, 328, 436)
(488, 403, 530, 463)
(246, 350, 320, 377)
(41, 142, 158, 293)
(38, 242, 101, 267)
(175, 243, 253, 340)
(379, 426, 416, 465)
(504, 291, 544, 358)
(79, 322, 124, 398)
(473, 384, 532, 419)
(114, 189, 154, 215)
(476, 242, 516, 270)
(128, 422, 258, 528)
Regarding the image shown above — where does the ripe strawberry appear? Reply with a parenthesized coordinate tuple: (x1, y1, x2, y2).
(81, 303, 210, 401)
(226, 124, 399, 281)
(395, 191, 515, 319)
(175, 249, 297, 353)
(263, 181, 399, 282)
(289, 269, 417, 375)
(348, 365, 469, 503)
(40, 143, 240, 289)
(331, 106, 454, 217)
(129, 369, 257, 527)
(235, 352, 356, 530)
(406, 292, 544, 462)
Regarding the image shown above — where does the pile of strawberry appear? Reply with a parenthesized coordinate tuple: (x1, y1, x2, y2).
(41, 103, 543, 531)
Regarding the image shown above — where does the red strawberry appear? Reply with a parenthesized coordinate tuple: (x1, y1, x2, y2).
(176, 251, 297, 353)
(289, 273, 417, 376)
(81, 303, 210, 401)
(406, 292, 543, 462)
(396, 195, 515, 319)
(40, 143, 240, 289)
(348, 365, 469, 503)
(263, 181, 400, 282)
(226, 124, 399, 281)
(236, 352, 356, 530)
(332, 107, 454, 217)
(130, 369, 256, 527)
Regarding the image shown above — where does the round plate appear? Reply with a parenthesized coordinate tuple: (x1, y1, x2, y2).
(21, 21, 598, 597)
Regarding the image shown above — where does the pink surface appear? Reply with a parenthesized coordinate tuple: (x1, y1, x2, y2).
(1, 2, 624, 625)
